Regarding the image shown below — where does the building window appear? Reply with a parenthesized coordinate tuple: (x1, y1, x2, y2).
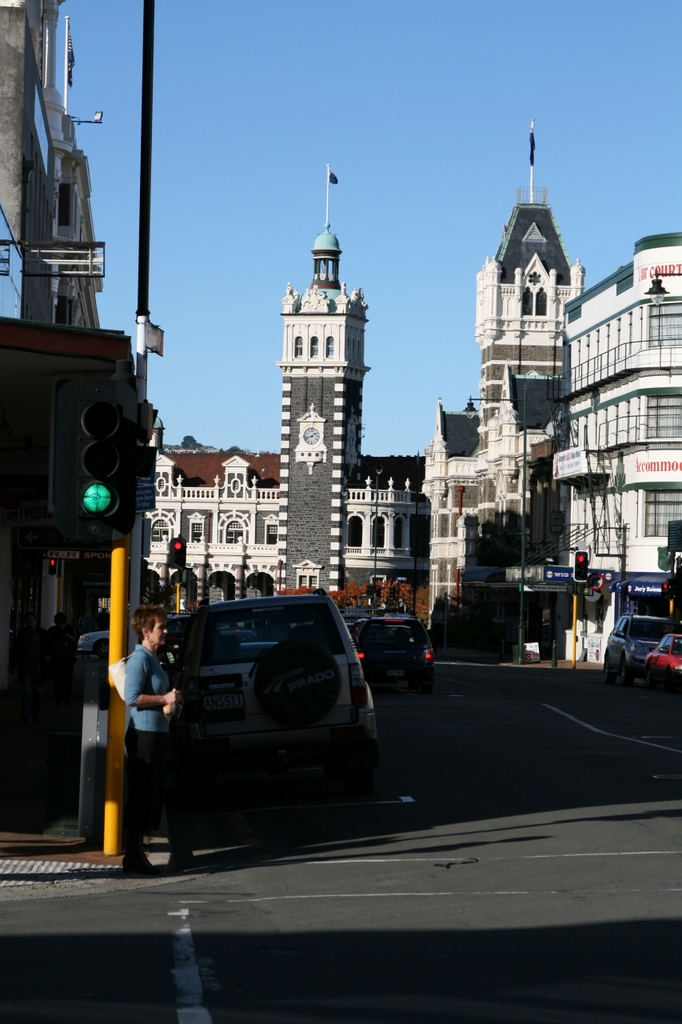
(58, 183, 71, 227)
(535, 288, 547, 316)
(372, 515, 385, 549)
(266, 523, 278, 544)
(325, 336, 334, 357)
(648, 396, 682, 438)
(191, 521, 203, 542)
(394, 518, 403, 548)
(649, 303, 682, 346)
(645, 491, 682, 537)
(310, 336, 319, 357)
(226, 520, 244, 544)
(151, 520, 170, 543)
(294, 336, 303, 357)
(298, 574, 318, 589)
(348, 516, 363, 547)
(522, 288, 533, 316)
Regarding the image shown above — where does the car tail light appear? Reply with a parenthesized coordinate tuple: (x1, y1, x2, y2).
(357, 650, 365, 660)
(349, 662, 367, 706)
(425, 650, 434, 662)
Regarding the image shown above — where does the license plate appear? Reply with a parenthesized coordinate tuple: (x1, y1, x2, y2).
(202, 692, 245, 711)
(387, 669, 404, 677)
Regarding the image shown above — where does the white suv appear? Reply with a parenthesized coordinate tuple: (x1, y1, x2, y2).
(174, 593, 379, 794)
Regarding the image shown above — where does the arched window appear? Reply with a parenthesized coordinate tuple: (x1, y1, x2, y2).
(522, 288, 533, 316)
(310, 336, 319, 357)
(372, 515, 386, 549)
(226, 520, 244, 544)
(535, 288, 547, 316)
(394, 518, 403, 548)
(348, 515, 363, 547)
(294, 336, 303, 357)
(151, 519, 170, 543)
(325, 336, 334, 357)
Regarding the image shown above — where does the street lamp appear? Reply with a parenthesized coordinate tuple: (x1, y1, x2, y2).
(466, 387, 529, 665)
(372, 464, 384, 612)
(645, 273, 668, 305)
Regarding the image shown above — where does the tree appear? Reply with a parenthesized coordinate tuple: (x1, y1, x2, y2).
(181, 435, 200, 449)
(477, 516, 521, 567)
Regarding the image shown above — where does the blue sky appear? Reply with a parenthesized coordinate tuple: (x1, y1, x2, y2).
(61, 0, 682, 454)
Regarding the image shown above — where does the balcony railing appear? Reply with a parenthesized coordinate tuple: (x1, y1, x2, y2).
(596, 414, 682, 450)
(516, 186, 547, 205)
(18, 240, 105, 278)
(565, 341, 682, 396)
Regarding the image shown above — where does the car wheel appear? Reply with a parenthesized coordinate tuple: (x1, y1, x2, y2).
(664, 670, 677, 693)
(645, 668, 657, 690)
(604, 655, 616, 684)
(343, 768, 375, 795)
(420, 683, 434, 694)
(618, 656, 634, 686)
(93, 639, 109, 660)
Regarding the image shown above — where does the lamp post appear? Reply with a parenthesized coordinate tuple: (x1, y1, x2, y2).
(467, 387, 529, 665)
(372, 465, 384, 613)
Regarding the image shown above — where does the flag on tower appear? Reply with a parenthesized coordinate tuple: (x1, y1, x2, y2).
(67, 26, 75, 87)
(328, 169, 338, 184)
(529, 122, 535, 167)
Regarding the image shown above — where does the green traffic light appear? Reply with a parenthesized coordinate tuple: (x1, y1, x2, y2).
(81, 482, 114, 515)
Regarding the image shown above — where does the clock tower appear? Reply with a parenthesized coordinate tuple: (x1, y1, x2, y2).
(278, 223, 369, 590)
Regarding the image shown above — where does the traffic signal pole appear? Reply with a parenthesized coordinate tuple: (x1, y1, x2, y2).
(103, 533, 130, 855)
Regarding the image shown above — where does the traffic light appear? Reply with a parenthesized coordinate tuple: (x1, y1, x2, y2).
(663, 578, 675, 597)
(573, 550, 589, 582)
(48, 558, 58, 576)
(53, 377, 141, 541)
(169, 536, 186, 570)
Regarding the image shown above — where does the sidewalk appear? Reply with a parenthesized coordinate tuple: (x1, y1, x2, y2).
(0, 660, 170, 872)
(437, 648, 603, 671)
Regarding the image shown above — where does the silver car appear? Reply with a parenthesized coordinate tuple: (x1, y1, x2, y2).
(174, 593, 379, 794)
(604, 614, 682, 685)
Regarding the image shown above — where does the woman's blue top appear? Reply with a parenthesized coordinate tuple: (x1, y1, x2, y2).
(125, 644, 170, 733)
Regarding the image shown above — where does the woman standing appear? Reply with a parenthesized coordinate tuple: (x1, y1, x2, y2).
(123, 603, 183, 875)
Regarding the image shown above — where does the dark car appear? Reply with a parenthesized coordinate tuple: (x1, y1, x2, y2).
(355, 616, 435, 693)
(644, 634, 682, 691)
(604, 615, 682, 685)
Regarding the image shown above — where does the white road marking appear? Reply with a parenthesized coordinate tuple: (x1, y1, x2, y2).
(169, 908, 212, 1024)
(224, 888, 682, 904)
(542, 704, 682, 754)
(209, 796, 415, 817)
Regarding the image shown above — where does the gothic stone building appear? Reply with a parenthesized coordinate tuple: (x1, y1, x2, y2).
(423, 188, 585, 611)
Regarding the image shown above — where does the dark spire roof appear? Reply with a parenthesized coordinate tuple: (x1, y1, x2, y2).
(510, 375, 555, 430)
(442, 411, 479, 457)
(495, 203, 571, 284)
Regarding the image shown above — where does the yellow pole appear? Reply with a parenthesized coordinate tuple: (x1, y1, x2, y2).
(571, 592, 578, 669)
(670, 597, 675, 619)
(176, 581, 181, 613)
(103, 533, 130, 856)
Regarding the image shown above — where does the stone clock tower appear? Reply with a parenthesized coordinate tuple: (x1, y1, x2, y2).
(277, 223, 369, 590)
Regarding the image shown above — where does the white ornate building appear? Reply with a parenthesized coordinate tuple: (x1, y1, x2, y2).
(145, 223, 430, 604)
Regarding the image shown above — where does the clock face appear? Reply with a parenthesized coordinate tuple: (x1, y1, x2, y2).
(303, 426, 320, 446)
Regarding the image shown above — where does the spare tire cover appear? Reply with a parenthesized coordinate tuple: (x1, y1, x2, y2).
(254, 639, 342, 728)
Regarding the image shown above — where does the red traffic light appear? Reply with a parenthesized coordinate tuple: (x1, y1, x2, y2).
(48, 558, 58, 576)
(173, 541, 183, 551)
(573, 550, 589, 582)
(169, 536, 186, 570)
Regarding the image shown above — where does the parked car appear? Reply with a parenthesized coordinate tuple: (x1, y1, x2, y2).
(355, 616, 435, 693)
(77, 614, 192, 661)
(604, 615, 682, 685)
(645, 634, 682, 691)
(173, 593, 379, 794)
(77, 630, 109, 659)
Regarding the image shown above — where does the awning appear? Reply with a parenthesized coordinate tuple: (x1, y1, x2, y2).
(462, 566, 506, 584)
(610, 572, 667, 597)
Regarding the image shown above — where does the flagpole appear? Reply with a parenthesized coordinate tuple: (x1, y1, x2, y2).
(325, 163, 330, 224)
(63, 15, 70, 114)
(529, 118, 534, 202)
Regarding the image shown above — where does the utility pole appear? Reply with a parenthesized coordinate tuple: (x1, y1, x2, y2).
(517, 383, 528, 665)
(372, 465, 383, 612)
(103, 0, 156, 858)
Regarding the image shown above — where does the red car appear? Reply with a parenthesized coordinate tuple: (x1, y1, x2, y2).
(644, 634, 682, 691)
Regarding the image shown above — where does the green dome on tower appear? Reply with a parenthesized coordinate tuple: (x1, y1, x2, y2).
(313, 222, 341, 252)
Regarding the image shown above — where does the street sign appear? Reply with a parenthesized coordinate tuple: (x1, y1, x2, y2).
(18, 526, 108, 551)
(668, 520, 682, 551)
(549, 511, 565, 537)
(46, 549, 111, 561)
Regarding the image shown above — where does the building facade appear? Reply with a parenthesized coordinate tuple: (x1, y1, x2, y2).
(557, 231, 682, 657)
(145, 224, 430, 604)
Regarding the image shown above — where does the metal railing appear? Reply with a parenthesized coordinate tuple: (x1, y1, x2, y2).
(596, 414, 682, 450)
(565, 340, 682, 396)
(516, 187, 547, 205)
(18, 240, 105, 278)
